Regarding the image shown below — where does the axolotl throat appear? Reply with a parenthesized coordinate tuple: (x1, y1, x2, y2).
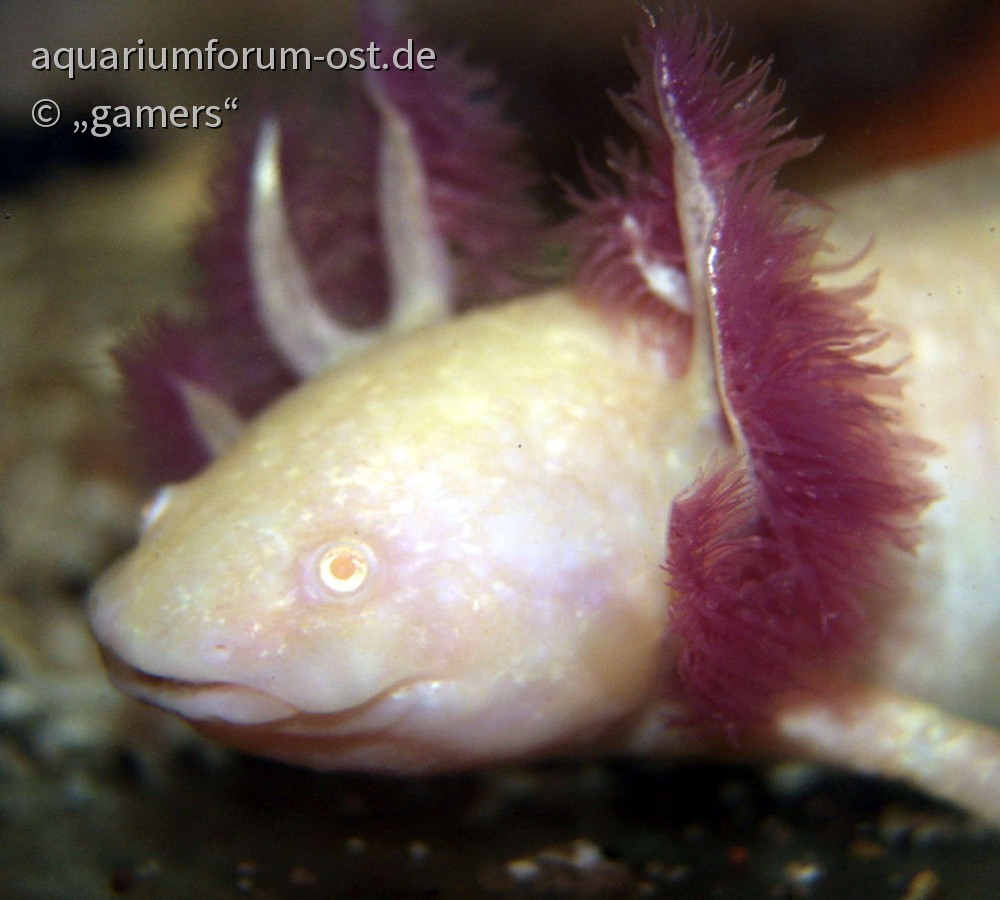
(89, 5, 1000, 822)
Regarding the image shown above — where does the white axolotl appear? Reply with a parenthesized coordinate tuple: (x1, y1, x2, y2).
(88, 6, 1000, 822)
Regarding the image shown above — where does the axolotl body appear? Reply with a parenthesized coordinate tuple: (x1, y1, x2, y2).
(89, 7, 1000, 822)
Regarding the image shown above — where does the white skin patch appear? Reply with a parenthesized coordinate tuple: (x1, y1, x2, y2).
(621, 213, 692, 314)
(139, 485, 175, 532)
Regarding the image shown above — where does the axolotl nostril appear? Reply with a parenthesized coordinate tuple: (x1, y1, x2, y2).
(88, 5, 1000, 822)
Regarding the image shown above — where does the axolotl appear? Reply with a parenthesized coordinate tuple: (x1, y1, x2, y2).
(88, 6, 1000, 822)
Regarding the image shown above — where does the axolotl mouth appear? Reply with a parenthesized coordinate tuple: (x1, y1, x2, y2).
(99, 644, 316, 725)
(95, 631, 673, 774)
(97, 643, 469, 772)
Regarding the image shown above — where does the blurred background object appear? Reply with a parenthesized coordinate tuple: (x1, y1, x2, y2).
(2, 0, 999, 191)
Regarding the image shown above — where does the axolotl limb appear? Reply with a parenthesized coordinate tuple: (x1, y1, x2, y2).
(88, 6, 1000, 823)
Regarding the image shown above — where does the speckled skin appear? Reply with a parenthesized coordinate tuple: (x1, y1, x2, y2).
(824, 147, 1000, 724)
(88, 146, 1000, 823)
(86, 0, 1000, 822)
(91, 293, 724, 771)
(760, 148, 1000, 824)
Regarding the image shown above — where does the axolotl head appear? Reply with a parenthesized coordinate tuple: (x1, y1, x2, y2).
(89, 293, 701, 773)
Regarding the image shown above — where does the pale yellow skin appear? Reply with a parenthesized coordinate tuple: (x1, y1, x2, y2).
(89, 145, 1000, 821)
(91, 293, 724, 771)
(824, 149, 1000, 723)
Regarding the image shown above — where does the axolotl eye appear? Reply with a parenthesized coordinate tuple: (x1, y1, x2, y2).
(304, 539, 378, 604)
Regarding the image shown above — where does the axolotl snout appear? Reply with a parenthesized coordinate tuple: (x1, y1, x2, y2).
(89, 6, 1000, 822)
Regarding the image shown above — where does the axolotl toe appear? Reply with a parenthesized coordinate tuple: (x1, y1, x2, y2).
(89, 6, 1000, 823)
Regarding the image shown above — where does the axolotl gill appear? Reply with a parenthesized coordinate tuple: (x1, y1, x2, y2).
(88, 4, 1000, 822)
